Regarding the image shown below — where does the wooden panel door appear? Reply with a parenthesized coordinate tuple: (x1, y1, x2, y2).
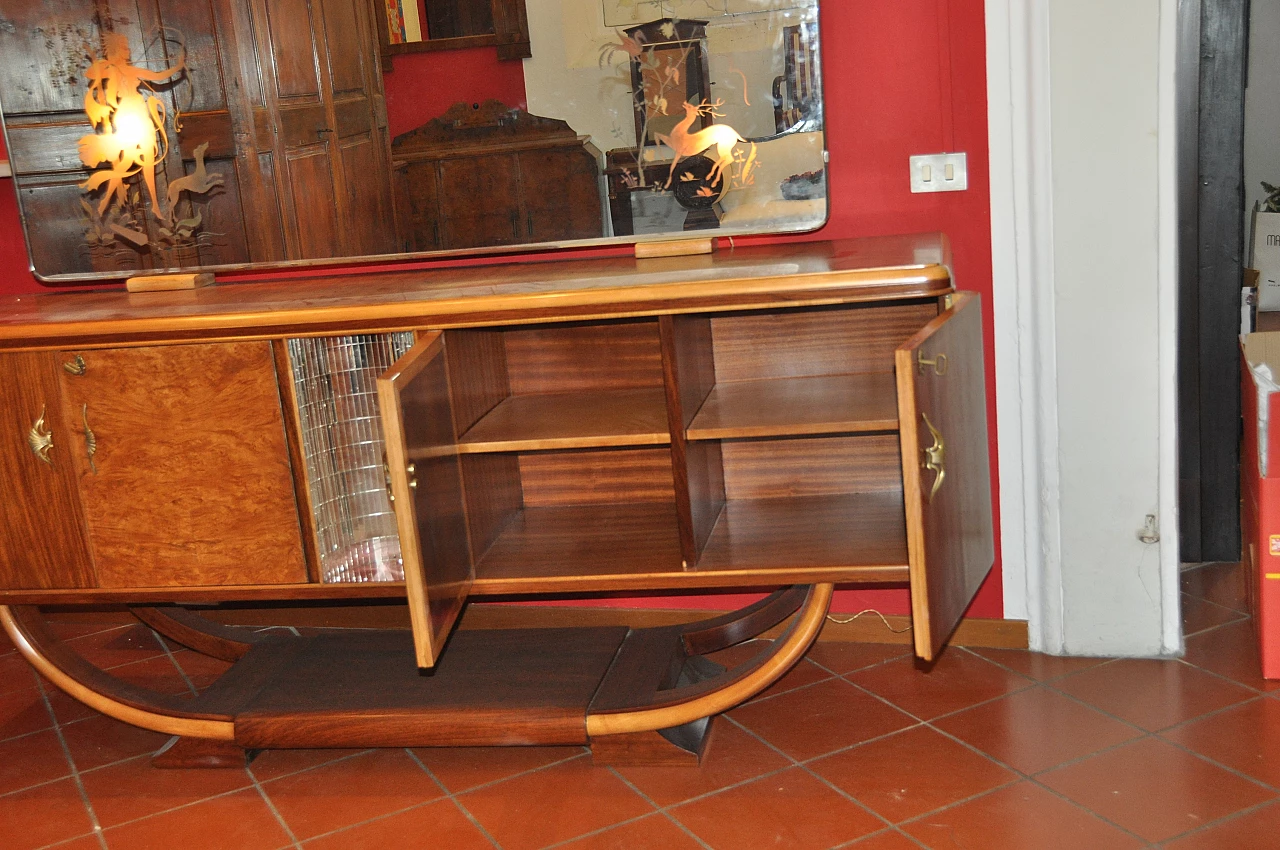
(895, 293, 995, 661)
(0, 352, 95, 590)
(377, 332, 473, 668)
(247, 0, 395, 259)
(518, 149, 603, 243)
(57, 342, 308, 588)
(438, 154, 523, 248)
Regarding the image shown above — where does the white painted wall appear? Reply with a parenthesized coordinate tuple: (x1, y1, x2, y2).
(987, 0, 1180, 656)
(1245, 2, 1280, 248)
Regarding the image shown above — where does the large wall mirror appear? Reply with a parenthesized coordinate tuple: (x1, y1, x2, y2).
(0, 0, 826, 282)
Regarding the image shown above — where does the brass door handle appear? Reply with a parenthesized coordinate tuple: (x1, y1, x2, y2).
(921, 412, 945, 502)
(918, 351, 948, 376)
(382, 456, 417, 502)
(81, 404, 98, 474)
(28, 407, 53, 465)
(63, 355, 87, 376)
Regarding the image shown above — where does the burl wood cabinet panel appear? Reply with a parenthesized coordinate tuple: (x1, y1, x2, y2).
(57, 342, 307, 588)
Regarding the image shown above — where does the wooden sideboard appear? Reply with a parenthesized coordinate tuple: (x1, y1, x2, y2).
(0, 235, 994, 766)
(392, 102, 604, 252)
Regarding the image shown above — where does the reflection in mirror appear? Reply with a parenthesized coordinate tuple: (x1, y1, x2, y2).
(377, 0, 532, 61)
(0, 0, 826, 282)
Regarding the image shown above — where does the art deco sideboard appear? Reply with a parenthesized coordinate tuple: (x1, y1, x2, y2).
(0, 234, 993, 766)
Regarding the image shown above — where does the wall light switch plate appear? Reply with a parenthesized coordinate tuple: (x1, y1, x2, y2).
(910, 153, 968, 193)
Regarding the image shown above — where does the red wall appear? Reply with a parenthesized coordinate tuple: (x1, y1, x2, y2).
(0, 0, 1004, 620)
(382, 46, 527, 139)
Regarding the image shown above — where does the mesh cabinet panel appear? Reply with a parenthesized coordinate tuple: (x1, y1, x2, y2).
(287, 333, 416, 583)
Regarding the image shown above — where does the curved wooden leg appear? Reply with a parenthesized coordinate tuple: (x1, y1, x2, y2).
(0, 605, 237, 742)
(131, 606, 265, 662)
(587, 584, 833, 763)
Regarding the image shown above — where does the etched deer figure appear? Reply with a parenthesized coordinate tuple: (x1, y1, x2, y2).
(655, 100, 746, 191)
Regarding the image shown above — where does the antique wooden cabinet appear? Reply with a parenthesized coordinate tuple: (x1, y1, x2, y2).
(0, 235, 993, 766)
(392, 102, 604, 252)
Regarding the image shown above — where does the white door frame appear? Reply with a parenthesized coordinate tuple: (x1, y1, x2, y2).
(984, 0, 1181, 654)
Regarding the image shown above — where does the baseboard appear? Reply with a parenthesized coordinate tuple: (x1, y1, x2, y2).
(37, 602, 1029, 651)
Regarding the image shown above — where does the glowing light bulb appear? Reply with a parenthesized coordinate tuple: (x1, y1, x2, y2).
(112, 98, 155, 150)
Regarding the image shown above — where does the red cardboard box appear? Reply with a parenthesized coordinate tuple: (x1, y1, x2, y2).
(1241, 333, 1280, 678)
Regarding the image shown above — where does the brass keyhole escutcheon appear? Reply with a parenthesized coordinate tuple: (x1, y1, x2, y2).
(63, 355, 87, 376)
(917, 351, 948, 377)
(921, 412, 946, 502)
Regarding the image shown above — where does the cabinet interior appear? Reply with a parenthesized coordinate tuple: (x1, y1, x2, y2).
(278, 299, 940, 593)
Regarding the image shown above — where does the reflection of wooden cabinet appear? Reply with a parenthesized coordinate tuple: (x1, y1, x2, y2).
(0, 236, 994, 766)
(393, 102, 603, 251)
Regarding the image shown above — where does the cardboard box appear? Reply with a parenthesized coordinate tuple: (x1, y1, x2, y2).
(1240, 332, 1280, 678)
(1251, 210, 1280, 310)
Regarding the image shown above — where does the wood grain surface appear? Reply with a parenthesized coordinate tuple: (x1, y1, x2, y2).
(57, 342, 307, 588)
(662, 314, 725, 566)
(0, 236, 952, 349)
(503, 320, 665, 394)
(0, 351, 95, 590)
(458, 388, 670, 452)
(895, 293, 995, 661)
(709, 301, 939, 382)
(518, 447, 677, 507)
(378, 333, 473, 667)
(720, 434, 904, 500)
(233, 627, 629, 748)
(686, 373, 900, 440)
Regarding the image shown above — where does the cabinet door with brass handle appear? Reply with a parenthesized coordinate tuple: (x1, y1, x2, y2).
(0, 351, 95, 591)
(376, 331, 472, 669)
(894, 293, 995, 662)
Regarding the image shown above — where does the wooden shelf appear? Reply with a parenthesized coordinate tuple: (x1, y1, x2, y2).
(686, 373, 900, 441)
(458, 388, 670, 453)
(469, 493, 910, 595)
(695, 492, 909, 574)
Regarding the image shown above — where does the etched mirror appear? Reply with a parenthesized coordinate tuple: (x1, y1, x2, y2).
(0, 0, 826, 282)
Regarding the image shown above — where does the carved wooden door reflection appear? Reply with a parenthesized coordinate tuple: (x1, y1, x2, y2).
(439, 154, 523, 248)
(244, 0, 397, 259)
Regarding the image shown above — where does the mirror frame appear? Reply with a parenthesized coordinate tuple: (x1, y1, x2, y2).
(373, 0, 531, 63)
(0, 0, 829, 283)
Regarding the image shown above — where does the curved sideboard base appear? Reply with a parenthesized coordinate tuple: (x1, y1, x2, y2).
(1, 586, 833, 767)
(0, 605, 237, 742)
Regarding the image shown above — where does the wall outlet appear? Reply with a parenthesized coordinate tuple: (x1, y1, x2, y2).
(910, 153, 968, 194)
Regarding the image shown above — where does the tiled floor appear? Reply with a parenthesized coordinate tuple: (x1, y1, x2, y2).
(0, 562, 1275, 849)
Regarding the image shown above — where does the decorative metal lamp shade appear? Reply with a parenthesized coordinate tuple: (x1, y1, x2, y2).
(287, 333, 416, 583)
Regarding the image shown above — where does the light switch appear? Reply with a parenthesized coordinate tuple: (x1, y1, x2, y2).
(910, 153, 969, 193)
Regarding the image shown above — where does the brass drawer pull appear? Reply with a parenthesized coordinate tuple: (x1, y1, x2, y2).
(918, 351, 948, 377)
(921, 412, 945, 502)
(63, 355, 87, 376)
(82, 404, 98, 474)
(28, 407, 53, 465)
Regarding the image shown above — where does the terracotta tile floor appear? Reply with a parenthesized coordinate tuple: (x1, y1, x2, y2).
(1, 562, 1276, 849)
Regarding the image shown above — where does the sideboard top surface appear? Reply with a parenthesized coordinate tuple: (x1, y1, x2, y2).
(0, 234, 952, 347)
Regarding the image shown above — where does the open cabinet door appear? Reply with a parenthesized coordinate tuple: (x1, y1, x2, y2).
(378, 332, 473, 668)
(895, 293, 995, 661)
